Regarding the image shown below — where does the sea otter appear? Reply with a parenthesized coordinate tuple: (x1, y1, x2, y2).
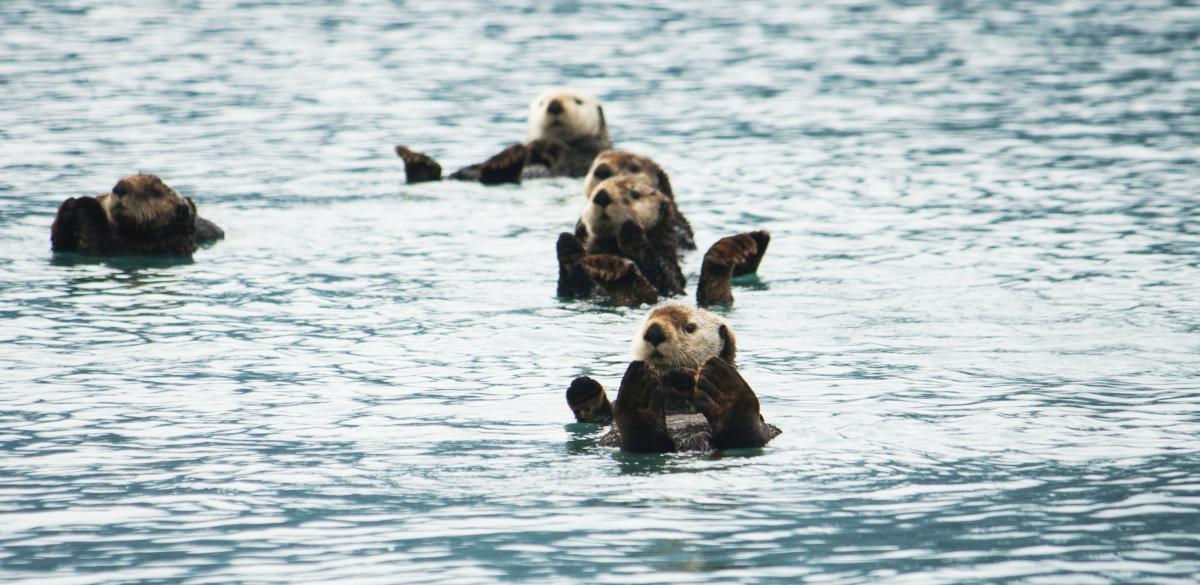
(556, 178, 769, 307)
(50, 174, 224, 256)
(566, 304, 780, 452)
(395, 88, 612, 185)
(556, 176, 687, 304)
(581, 151, 695, 251)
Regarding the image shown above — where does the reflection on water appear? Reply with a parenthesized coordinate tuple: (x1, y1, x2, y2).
(2, 0, 1199, 583)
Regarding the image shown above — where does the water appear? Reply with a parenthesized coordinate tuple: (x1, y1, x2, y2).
(2, 0, 1199, 582)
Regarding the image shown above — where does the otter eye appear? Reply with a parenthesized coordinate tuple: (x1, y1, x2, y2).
(685, 323, 698, 334)
(112, 182, 129, 197)
(594, 164, 612, 180)
(574, 98, 583, 105)
(629, 190, 642, 200)
(628, 164, 641, 174)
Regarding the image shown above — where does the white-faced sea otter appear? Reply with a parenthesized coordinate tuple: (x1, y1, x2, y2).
(581, 151, 695, 251)
(556, 177, 769, 308)
(396, 88, 612, 185)
(566, 304, 781, 452)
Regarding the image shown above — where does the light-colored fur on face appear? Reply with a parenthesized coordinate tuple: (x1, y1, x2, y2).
(582, 151, 664, 198)
(579, 176, 665, 240)
(631, 304, 735, 371)
(97, 173, 189, 231)
(527, 88, 605, 143)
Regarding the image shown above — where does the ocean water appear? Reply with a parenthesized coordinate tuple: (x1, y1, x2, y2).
(2, 0, 1199, 583)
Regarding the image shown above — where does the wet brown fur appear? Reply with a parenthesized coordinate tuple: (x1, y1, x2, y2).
(51, 174, 221, 256)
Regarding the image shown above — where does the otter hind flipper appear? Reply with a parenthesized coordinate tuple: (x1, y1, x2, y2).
(689, 357, 777, 449)
(613, 361, 675, 453)
(697, 230, 770, 307)
(395, 145, 444, 184)
(579, 254, 658, 307)
(51, 196, 112, 255)
(556, 232, 593, 298)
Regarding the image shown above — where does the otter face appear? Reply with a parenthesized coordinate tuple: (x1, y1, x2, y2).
(583, 151, 667, 198)
(527, 89, 606, 143)
(631, 304, 736, 371)
(579, 177, 665, 240)
(98, 174, 191, 232)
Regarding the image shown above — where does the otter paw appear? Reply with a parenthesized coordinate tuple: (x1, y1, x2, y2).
(566, 376, 613, 423)
(526, 137, 566, 169)
(579, 254, 658, 307)
(697, 230, 770, 307)
(663, 368, 698, 394)
(613, 361, 675, 452)
(692, 356, 772, 449)
(617, 219, 650, 257)
(479, 143, 528, 185)
(395, 145, 443, 183)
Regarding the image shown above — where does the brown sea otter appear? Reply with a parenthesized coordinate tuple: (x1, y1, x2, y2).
(50, 174, 224, 256)
(566, 304, 781, 452)
(556, 179, 769, 308)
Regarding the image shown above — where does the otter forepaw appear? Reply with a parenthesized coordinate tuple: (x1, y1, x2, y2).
(580, 254, 658, 307)
(479, 143, 528, 185)
(566, 376, 613, 424)
(613, 361, 675, 452)
(693, 357, 773, 449)
(395, 145, 443, 183)
(663, 368, 698, 394)
(617, 219, 650, 257)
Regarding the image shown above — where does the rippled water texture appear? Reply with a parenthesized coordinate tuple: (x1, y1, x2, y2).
(2, 1, 1199, 583)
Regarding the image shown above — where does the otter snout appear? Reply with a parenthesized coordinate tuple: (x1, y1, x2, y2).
(643, 323, 667, 347)
(593, 189, 612, 208)
(546, 99, 564, 115)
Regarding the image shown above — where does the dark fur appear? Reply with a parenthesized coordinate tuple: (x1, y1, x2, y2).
(556, 198, 690, 306)
(51, 195, 198, 256)
(697, 231, 770, 307)
(50, 175, 223, 257)
(396, 103, 611, 185)
(587, 358, 780, 452)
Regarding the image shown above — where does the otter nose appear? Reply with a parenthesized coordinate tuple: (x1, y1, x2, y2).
(643, 323, 667, 347)
(593, 190, 612, 208)
(547, 99, 564, 115)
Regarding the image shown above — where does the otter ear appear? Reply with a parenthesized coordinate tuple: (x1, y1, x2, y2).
(718, 324, 736, 365)
(655, 168, 674, 198)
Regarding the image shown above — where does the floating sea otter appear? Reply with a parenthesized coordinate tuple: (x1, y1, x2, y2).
(581, 151, 695, 251)
(395, 88, 612, 185)
(556, 175, 769, 307)
(50, 174, 224, 256)
(566, 304, 781, 452)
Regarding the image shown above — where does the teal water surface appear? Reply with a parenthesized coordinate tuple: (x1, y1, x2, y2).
(1, 1, 1199, 583)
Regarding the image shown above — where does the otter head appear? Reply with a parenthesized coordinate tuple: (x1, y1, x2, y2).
(583, 151, 672, 199)
(580, 176, 667, 241)
(631, 304, 737, 371)
(101, 174, 194, 233)
(527, 88, 606, 144)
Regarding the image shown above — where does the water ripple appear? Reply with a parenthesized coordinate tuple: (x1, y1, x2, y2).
(2, 0, 1199, 583)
